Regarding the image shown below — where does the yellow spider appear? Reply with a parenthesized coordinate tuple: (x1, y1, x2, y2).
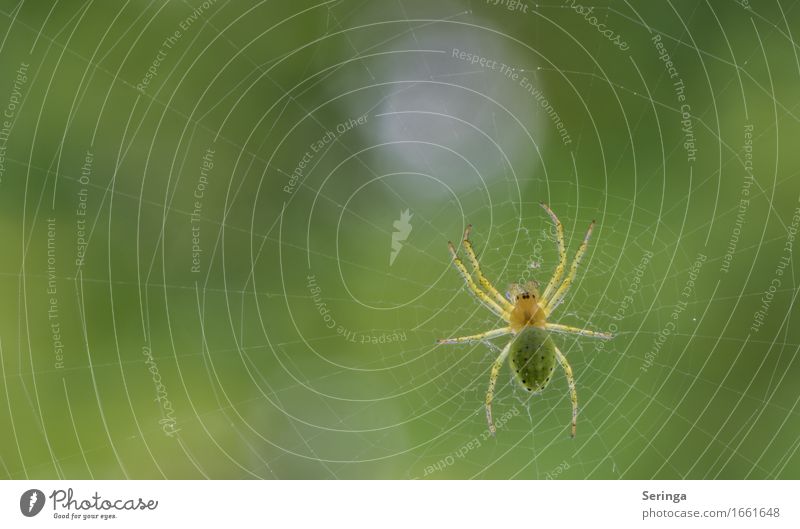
(438, 203, 613, 437)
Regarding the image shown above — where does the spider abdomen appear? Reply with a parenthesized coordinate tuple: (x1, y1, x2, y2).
(508, 326, 557, 393)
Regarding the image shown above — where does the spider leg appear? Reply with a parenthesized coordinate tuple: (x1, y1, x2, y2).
(448, 241, 510, 319)
(437, 327, 512, 344)
(485, 340, 512, 435)
(539, 203, 567, 303)
(461, 225, 514, 311)
(554, 345, 578, 438)
(545, 323, 613, 340)
(543, 220, 595, 314)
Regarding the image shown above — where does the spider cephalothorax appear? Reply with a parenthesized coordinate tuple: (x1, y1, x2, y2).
(507, 283, 547, 331)
(437, 203, 613, 437)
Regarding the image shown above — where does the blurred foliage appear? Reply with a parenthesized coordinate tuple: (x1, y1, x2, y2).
(0, 0, 799, 479)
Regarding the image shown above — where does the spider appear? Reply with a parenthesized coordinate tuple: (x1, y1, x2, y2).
(437, 203, 613, 437)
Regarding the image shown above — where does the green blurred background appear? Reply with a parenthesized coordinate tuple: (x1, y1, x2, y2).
(1, 0, 799, 479)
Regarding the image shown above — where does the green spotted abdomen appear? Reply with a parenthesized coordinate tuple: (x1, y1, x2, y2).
(508, 326, 557, 393)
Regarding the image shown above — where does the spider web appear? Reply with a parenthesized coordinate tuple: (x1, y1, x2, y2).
(1, 0, 799, 481)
